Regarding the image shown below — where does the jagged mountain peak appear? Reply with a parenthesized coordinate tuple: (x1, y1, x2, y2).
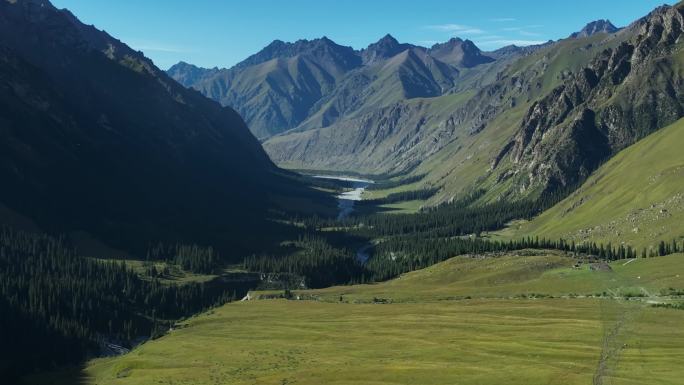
(169, 61, 200, 69)
(2, 0, 159, 78)
(428, 37, 464, 52)
(428, 37, 494, 68)
(377, 33, 400, 45)
(167, 61, 221, 74)
(167, 61, 219, 87)
(235, 36, 359, 70)
(362, 34, 414, 64)
(570, 19, 619, 38)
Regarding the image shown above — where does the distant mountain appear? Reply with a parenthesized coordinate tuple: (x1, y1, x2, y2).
(570, 19, 619, 38)
(166, 61, 219, 87)
(361, 34, 416, 64)
(0, 0, 311, 256)
(170, 3, 684, 211)
(236, 36, 361, 71)
(170, 37, 361, 139)
(266, 2, 684, 206)
(167, 35, 494, 139)
(489, 41, 552, 59)
(428, 38, 495, 68)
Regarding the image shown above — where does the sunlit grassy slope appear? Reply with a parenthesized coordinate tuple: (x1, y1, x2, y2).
(304, 252, 684, 302)
(397, 35, 626, 207)
(498, 117, 684, 250)
(60, 252, 684, 385)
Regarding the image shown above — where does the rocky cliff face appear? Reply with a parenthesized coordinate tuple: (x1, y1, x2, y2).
(495, 4, 684, 195)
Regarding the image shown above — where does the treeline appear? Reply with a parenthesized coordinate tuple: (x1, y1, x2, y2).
(298, 186, 575, 240)
(355, 199, 535, 237)
(241, 228, 684, 286)
(366, 236, 664, 281)
(0, 227, 245, 378)
(244, 234, 364, 288)
(358, 187, 577, 238)
(146, 242, 219, 274)
(358, 188, 439, 206)
(261, 187, 585, 284)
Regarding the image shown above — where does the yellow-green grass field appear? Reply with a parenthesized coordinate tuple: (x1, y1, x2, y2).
(78, 299, 677, 385)
(497, 117, 684, 251)
(33, 251, 684, 385)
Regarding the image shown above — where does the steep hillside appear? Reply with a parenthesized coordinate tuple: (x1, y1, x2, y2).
(169, 37, 362, 139)
(0, 0, 316, 256)
(264, 31, 616, 177)
(499, 116, 684, 250)
(288, 44, 463, 134)
(490, 4, 684, 198)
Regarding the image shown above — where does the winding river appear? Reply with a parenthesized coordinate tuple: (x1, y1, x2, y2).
(314, 175, 374, 263)
(313, 175, 374, 220)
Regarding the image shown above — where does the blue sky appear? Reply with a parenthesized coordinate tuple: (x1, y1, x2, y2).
(51, 0, 673, 70)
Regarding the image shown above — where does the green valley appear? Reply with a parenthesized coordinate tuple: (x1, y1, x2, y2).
(3, 0, 684, 384)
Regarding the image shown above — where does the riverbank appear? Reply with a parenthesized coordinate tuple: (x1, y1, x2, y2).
(313, 175, 374, 219)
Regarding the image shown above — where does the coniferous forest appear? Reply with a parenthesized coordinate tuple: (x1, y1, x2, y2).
(0, 227, 251, 378)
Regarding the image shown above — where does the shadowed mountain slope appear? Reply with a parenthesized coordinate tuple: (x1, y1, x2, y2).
(0, 0, 317, 256)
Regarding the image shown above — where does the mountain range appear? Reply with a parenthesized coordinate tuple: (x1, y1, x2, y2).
(167, 33, 511, 139)
(5, 0, 672, 260)
(169, 9, 684, 206)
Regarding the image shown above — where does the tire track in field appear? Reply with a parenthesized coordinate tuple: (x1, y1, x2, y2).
(593, 300, 642, 385)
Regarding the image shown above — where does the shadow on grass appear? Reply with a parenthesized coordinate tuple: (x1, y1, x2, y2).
(354, 202, 409, 216)
(19, 363, 91, 385)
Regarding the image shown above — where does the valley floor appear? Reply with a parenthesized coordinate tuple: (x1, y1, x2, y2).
(40, 252, 684, 385)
